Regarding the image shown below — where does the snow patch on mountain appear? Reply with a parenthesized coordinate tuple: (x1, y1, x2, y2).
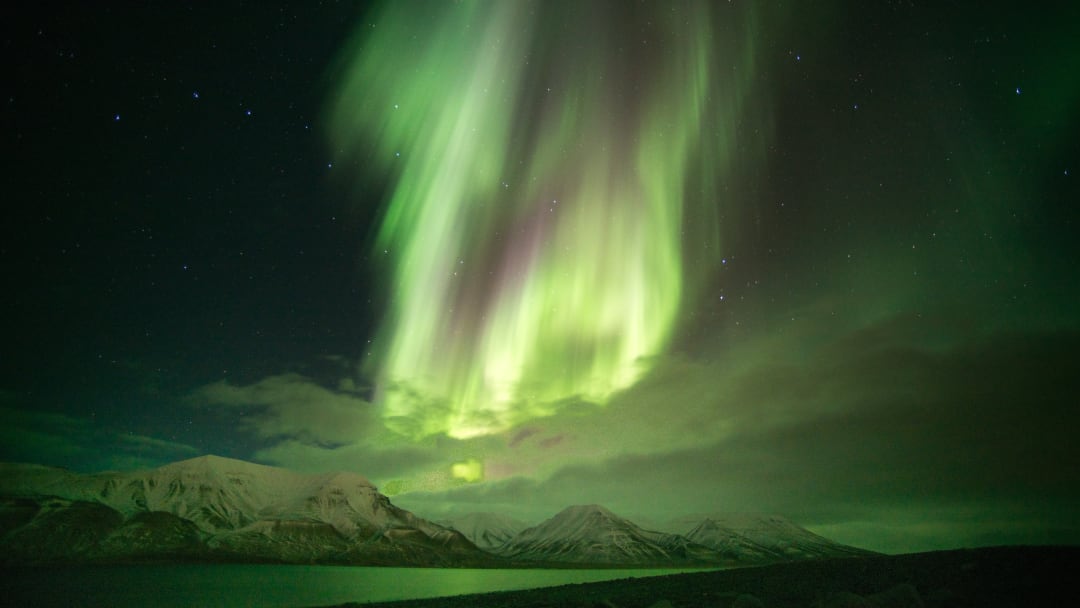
(444, 512, 529, 551)
(671, 513, 876, 560)
(0, 455, 486, 565)
(498, 504, 720, 566)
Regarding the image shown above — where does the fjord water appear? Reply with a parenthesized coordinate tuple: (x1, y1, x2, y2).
(2, 565, 702, 608)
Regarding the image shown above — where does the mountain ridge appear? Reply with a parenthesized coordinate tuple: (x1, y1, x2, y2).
(0, 456, 874, 567)
(671, 513, 876, 561)
(496, 504, 726, 566)
(0, 456, 489, 566)
(441, 511, 529, 551)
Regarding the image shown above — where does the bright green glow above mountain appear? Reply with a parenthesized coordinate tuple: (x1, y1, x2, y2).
(329, 1, 764, 439)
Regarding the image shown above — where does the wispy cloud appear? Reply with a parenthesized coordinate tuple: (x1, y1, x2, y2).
(396, 323, 1080, 553)
(0, 405, 198, 472)
(192, 373, 377, 445)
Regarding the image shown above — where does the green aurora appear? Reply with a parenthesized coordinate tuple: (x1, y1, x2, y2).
(3, 0, 1079, 554)
(329, 1, 765, 439)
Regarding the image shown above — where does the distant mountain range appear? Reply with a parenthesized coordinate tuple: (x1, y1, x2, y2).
(0, 455, 873, 567)
(493, 504, 723, 566)
(441, 511, 529, 552)
(0, 455, 484, 566)
(456, 504, 872, 567)
(673, 513, 873, 562)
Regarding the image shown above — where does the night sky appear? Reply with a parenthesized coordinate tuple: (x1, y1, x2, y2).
(3, 2, 1079, 555)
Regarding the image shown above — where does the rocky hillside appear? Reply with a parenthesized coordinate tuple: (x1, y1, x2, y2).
(0, 455, 488, 566)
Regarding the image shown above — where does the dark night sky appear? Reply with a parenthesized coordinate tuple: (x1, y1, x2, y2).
(2, 2, 1079, 554)
(4, 2, 376, 450)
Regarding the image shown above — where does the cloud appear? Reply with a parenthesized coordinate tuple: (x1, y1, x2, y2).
(508, 427, 540, 448)
(0, 406, 198, 472)
(395, 324, 1080, 553)
(191, 373, 516, 493)
(251, 438, 443, 483)
(180, 317, 1079, 554)
(192, 373, 377, 445)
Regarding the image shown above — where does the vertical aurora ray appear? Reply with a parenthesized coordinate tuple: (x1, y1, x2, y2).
(328, 1, 764, 439)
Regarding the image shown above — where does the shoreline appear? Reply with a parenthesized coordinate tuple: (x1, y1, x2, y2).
(316, 545, 1080, 608)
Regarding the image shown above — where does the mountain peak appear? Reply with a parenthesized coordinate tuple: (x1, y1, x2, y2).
(318, 470, 375, 487)
(678, 513, 877, 560)
(168, 454, 267, 469)
(445, 512, 529, 551)
(498, 503, 719, 565)
(562, 503, 609, 513)
(0, 454, 492, 567)
(555, 504, 617, 518)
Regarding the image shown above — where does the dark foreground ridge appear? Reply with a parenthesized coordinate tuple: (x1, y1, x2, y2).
(317, 545, 1080, 608)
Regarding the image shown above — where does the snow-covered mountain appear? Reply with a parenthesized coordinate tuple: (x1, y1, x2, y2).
(671, 513, 876, 561)
(496, 504, 722, 566)
(0, 455, 486, 566)
(443, 512, 529, 551)
(466, 506, 874, 567)
(0, 456, 875, 567)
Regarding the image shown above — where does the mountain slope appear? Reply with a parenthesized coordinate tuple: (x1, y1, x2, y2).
(0, 458, 875, 567)
(0, 456, 488, 566)
(444, 512, 529, 551)
(673, 513, 877, 560)
(497, 504, 721, 566)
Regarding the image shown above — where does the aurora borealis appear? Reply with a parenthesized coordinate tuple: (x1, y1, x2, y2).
(3, 1, 1079, 554)
(328, 1, 763, 439)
